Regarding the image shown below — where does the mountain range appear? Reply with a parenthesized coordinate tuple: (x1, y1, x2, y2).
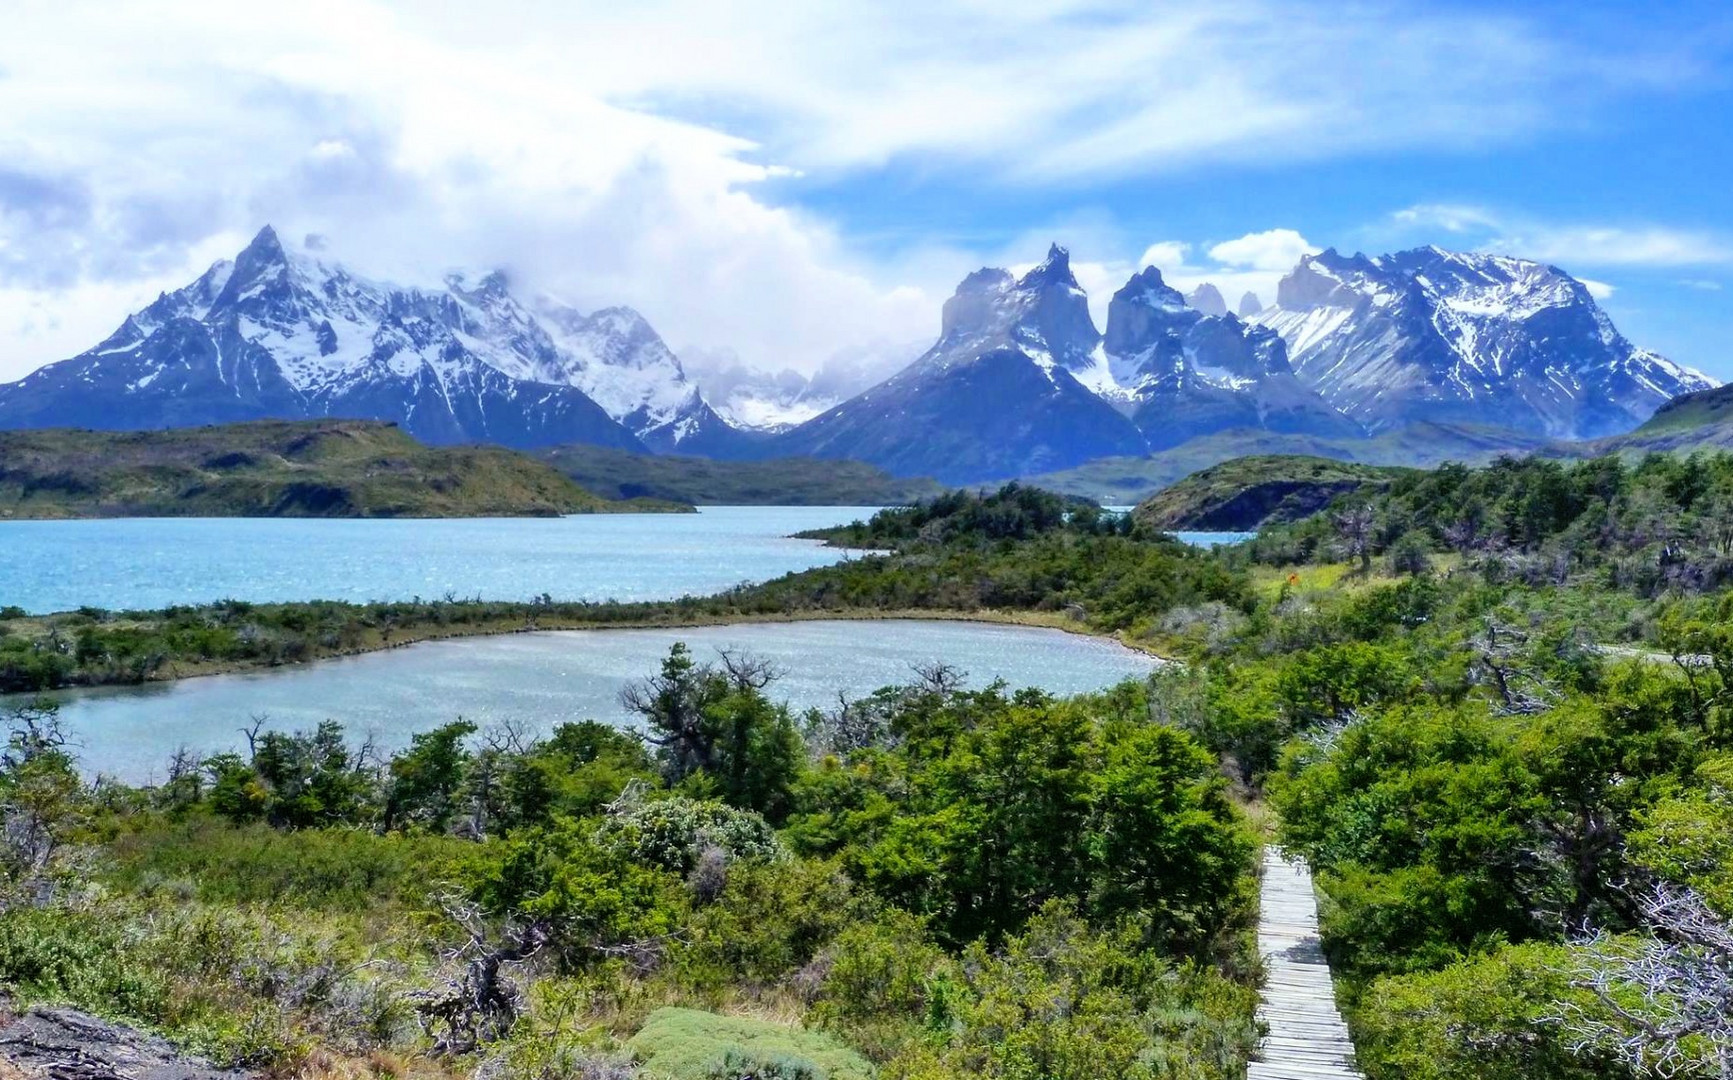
(0, 227, 740, 455)
(0, 228, 1714, 486)
(757, 243, 1712, 482)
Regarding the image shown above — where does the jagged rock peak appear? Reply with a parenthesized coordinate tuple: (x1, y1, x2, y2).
(1021, 243, 1076, 286)
(1113, 266, 1186, 308)
(1238, 291, 1263, 317)
(1185, 282, 1227, 316)
(229, 225, 289, 279)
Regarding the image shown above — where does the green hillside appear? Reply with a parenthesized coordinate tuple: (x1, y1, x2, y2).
(0, 420, 685, 518)
(1558, 384, 1733, 457)
(1022, 422, 1554, 504)
(537, 443, 945, 505)
(1132, 455, 1412, 530)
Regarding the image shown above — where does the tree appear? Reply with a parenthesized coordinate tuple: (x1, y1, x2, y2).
(623, 645, 804, 821)
(0, 699, 83, 880)
(622, 643, 716, 781)
(383, 720, 477, 833)
(1553, 883, 1733, 1079)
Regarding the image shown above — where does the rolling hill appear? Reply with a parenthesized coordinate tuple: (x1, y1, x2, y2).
(0, 420, 683, 518)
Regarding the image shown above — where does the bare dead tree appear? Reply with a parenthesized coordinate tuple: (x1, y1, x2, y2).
(1551, 882, 1733, 1079)
(415, 894, 549, 1056)
(1335, 504, 1377, 575)
(352, 728, 386, 775)
(240, 713, 269, 760)
(803, 688, 897, 759)
(0, 701, 81, 881)
(1470, 616, 1559, 716)
(716, 649, 785, 693)
(911, 661, 966, 696)
(482, 718, 538, 758)
(1442, 519, 1480, 555)
(0, 702, 68, 772)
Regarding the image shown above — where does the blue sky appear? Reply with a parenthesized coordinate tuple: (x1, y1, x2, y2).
(0, 0, 1729, 381)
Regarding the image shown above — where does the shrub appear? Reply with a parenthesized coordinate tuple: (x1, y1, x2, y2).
(106, 817, 471, 910)
(626, 1008, 873, 1080)
(1353, 942, 1632, 1080)
(594, 795, 784, 876)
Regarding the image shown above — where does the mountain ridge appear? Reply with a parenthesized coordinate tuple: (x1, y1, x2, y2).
(0, 226, 744, 455)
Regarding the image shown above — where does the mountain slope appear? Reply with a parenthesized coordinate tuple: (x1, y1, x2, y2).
(766, 247, 1148, 483)
(1567, 383, 1733, 456)
(1103, 267, 1361, 450)
(1252, 246, 1715, 438)
(0, 227, 740, 453)
(0, 419, 680, 518)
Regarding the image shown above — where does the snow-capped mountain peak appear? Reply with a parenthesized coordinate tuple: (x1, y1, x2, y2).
(0, 225, 739, 453)
(931, 244, 1101, 384)
(1255, 245, 1716, 438)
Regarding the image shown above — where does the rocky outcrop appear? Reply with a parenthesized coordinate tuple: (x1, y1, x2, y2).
(0, 1003, 249, 1080)
(765, 246, 1146, 482)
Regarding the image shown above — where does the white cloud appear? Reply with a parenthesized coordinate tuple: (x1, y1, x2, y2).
(1580, 278, 1617, 299)
(1207, 229, 1319, 271)
(1391, 204, 1502, 234)
(1137, 242, 1193, 272)
(1679, 279, 1724, 291)
(0, 2, 1715, 381)
(1122, 229, 1318, 317)
(1392, 204, 1733, 269)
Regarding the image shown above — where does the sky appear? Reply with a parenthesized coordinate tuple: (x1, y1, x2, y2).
(1, 0, 1730, 383)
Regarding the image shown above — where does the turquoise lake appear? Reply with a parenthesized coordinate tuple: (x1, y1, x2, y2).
(0, 506, 883, 614)
(0, 508, 1248, 777)
(0, 509, 1249, 614)
(47, 620, 1163, 781)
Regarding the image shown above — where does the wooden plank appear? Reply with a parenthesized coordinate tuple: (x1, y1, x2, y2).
(1251, 846, 1364, 1079)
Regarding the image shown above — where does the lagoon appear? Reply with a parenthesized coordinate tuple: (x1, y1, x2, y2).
(46, 619, 1162, 781)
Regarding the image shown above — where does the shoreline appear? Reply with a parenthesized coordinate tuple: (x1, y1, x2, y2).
(34, 607, 1171, 695)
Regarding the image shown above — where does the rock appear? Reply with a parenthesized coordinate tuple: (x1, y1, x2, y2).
(0, 1003, 250, 1080)
(1184, 283, 1228, 316)
(1237, 291, 1262, 317)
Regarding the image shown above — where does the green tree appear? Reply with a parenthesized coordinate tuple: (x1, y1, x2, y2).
(382, 720, 476, 833)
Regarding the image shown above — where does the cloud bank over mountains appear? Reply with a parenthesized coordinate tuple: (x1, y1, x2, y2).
(0, 1, 1728, 382)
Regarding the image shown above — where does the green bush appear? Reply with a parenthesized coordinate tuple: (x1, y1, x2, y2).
(1353, 942, 1632, 1080)
(626, 1008, 873, 1080)
(595, 795, 785, 876)
(105, 816, 471, 910)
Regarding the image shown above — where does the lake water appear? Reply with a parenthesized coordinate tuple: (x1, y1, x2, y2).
(0, 507, 885, 614)
(0, 510, 1249, 615)
(1168, 531, 1255, 547)
(44, 620, 1162, 781)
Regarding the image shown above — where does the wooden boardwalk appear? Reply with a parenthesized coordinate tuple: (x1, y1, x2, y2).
(1247, 847, 1363, 1079)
